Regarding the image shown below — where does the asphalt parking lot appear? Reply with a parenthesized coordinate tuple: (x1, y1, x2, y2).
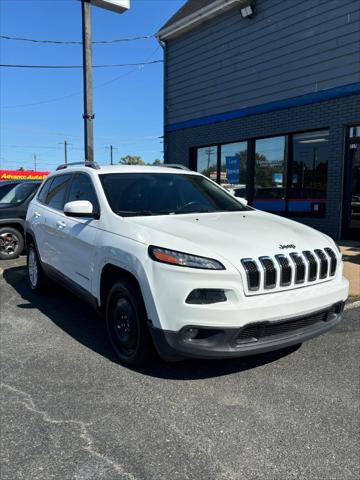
(0, 257, 359, 480)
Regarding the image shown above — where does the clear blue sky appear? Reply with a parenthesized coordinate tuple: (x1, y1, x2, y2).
(0, 0, 185, 171)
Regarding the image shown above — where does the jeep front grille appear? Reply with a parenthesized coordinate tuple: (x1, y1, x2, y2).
(241, 248, 337, 294)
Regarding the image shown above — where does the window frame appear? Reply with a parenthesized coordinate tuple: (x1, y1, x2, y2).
(65, 172, 100, 216)
(192, 127, 330, 218)
(43, 173, 73, 212)
(37, 177, 54, 205)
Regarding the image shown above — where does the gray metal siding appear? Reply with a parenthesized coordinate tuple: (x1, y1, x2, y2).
(166, 0, 360, 125)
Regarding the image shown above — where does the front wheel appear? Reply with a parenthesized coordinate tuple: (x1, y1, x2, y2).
(27, 243, 47, 293)
(106, 281, 156, 366)
(0, 227, 24, 260)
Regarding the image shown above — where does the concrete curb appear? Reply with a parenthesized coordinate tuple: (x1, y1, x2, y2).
(345, 300, 360, 311)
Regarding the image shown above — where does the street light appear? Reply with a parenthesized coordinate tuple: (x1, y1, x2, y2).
(81, 0, 130, 163)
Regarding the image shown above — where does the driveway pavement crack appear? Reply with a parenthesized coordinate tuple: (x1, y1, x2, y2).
(1, 383, 137, 480)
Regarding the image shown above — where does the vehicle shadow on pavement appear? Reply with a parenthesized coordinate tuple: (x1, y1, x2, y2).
(3, 265, 300, 380)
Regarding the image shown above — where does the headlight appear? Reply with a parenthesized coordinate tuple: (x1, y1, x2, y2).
(148, 246, 225, 270)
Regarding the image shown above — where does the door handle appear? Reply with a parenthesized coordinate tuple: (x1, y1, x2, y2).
(33, 211, 41, 218)
(56, 220, 67, 229)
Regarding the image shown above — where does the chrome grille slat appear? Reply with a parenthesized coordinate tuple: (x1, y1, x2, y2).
(241, 258, 260, 291)
(303, 250, 318, 281)
(324, 247, 337, 276)
(259, 256, 277, 289)
(289, 252, 306, 284)
(314, 249, 328, 278)
(275, 254, 292, 286)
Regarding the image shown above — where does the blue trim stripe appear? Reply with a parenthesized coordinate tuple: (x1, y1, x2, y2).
(165, 82, 360, 133)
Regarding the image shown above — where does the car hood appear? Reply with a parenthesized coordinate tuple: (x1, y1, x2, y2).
(125, 210, 334, 263)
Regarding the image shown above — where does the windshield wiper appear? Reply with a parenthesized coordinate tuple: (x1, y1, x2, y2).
(169, 206, 214, 214)
(116, 210, 154, 217)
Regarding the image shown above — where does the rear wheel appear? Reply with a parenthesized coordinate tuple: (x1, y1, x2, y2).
(0, 227, 24, 260)
(27, 243, 47, 293)
(106, 280, 155, 366)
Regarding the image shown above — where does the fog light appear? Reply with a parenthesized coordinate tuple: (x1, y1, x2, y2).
(182, 328, 199, 341)
(186, 289, 227, 304)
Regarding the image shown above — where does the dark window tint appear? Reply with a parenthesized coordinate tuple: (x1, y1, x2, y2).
(38, 178, 53, 203)
(46, 174, 71, 210)
(0, 182, 39, 205)
(289, 130, 329, 215)
(0, 183, 20, 201)
(67, 173, 99, 213)
(100, 173, 250, 216)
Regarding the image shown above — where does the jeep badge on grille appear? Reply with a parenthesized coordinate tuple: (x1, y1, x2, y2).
(279, 244, 296, 249)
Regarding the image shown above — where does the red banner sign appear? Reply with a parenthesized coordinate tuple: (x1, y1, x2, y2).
(0, 169, 49, 181)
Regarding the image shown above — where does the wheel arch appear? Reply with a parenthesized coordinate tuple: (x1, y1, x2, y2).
(100, 264, 146, 314)
(0, 220, 25, 236)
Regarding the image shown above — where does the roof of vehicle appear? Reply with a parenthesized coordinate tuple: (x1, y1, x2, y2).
(52, 164, 199, 176)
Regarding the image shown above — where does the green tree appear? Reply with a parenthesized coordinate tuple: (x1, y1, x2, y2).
(18, 166, 24, 171)
(152, 159, 163, 165)
(120, 155, 145, 165)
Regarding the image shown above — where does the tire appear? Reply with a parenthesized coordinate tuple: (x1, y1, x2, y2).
(0, 227, 24, 260)
(106, 280, 156, 366)
(27, 243, 47, 293)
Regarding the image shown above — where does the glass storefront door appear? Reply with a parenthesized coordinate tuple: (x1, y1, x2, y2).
(343, 126, 360, 240)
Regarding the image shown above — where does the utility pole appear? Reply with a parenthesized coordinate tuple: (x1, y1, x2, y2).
(64, 140, 68, 165)
(106, 145, 118, 165)
(81, 0, 94, 163)
(33, 154, 37, 171)
(59, 140, 71, 165)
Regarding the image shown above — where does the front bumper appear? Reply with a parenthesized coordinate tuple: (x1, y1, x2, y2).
(150, 302, 345, 361)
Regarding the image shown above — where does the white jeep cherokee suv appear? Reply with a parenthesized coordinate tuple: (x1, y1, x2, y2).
(26, 162, 348, 365)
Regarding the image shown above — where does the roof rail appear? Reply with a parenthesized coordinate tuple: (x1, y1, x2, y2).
(56, 161, 100, 171)
(160, 163, 191, 171)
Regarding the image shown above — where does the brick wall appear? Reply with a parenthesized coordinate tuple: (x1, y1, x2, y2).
(165, 94, 360, 239)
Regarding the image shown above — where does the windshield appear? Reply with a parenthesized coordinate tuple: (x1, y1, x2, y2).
(0, 183, 20, 201)
(0, 182, 38, 205)
(100, 173, 251, 216)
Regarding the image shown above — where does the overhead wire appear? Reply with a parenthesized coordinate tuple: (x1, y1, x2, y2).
(0, 34, 155, 44)
(0, 60, 163, 69)
(1, 45, 162, 109)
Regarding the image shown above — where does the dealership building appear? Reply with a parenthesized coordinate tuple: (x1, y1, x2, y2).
(157, 0, 360, 240)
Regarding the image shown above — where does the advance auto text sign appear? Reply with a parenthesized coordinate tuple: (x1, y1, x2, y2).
(0, 170, 49, 181)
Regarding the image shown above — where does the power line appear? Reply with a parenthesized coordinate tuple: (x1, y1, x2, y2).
(0, 60, 163, 69)
(0, 34, 154, 45)
(1, 45, 161, 109)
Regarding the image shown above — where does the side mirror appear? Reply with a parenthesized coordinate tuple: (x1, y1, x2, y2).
(64, 200, 98, 218)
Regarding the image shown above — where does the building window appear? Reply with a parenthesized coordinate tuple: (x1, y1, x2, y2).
(196, 145, 217, 181)
(193, 129, 329, 218)
(254, 136, 286, 212)
(289, 130, 329, 215)
(220, 142, 247, 195)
